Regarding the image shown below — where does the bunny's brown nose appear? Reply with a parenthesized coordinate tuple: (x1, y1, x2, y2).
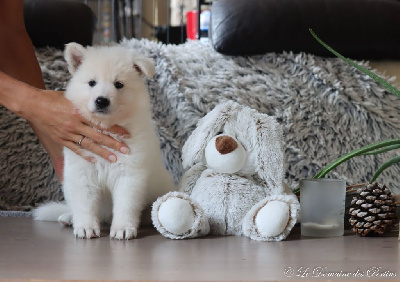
(215, 135, 238, 154)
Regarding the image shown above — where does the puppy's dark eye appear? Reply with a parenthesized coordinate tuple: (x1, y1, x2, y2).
(114, 81, 124, 89)
(217, 131, 223, 135)
(88, 80, 96, 87)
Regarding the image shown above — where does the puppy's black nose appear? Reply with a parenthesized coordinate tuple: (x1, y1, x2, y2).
(95, 96, 110, 110)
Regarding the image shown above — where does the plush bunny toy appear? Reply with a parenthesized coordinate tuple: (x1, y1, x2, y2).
(152, 101, 300, 241)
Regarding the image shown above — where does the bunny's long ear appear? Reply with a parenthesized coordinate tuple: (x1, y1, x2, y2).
(182, 100, 242, 169)
(245, 108, 286, 193)
(64, 42, 86, 74)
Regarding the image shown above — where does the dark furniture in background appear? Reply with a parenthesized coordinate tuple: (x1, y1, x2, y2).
(24, 0, 96, 48)
(210, 0, 400, 59)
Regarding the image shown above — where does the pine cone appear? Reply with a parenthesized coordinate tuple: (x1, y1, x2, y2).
(349, 182, 398, 237)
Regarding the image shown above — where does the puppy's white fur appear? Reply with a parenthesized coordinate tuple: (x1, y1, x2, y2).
(34, 43, 175, 240)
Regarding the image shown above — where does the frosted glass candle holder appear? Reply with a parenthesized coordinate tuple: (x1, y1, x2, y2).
(300, 179, 346, 237)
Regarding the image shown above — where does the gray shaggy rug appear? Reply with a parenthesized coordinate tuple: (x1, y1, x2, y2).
(1, 39, 400, 211)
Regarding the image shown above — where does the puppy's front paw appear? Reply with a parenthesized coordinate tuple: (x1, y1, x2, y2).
(73, 221, 101, 239)
(74, 227, 101, 239)
(110, 225, 137, 240)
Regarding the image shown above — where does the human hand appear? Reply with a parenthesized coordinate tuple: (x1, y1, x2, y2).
(21, 88, 130, 163)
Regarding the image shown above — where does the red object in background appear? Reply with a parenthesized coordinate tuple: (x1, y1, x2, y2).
(186, 10, 198, 40)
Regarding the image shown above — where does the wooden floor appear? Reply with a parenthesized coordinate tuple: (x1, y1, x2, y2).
(0, 217, 399, 281)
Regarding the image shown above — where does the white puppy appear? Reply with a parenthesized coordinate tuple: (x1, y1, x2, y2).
(34, 43, 175, 240)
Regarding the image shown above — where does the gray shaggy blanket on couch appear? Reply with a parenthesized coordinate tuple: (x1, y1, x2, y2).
(1, 39, 399, 211)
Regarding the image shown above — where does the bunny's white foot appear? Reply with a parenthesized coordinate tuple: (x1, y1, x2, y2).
(243, 194, 299, 241)
(158, 197, 195, 235)
(152, 192, 210, 239)
(255, 201, 290, 237)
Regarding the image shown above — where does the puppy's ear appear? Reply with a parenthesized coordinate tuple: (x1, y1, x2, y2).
(133, 57, 155, 78)
(64, 43, 86, 74)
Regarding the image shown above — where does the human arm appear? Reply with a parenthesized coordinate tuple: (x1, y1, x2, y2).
(0, 72, 131, 176)
(0, 0, 130, 181)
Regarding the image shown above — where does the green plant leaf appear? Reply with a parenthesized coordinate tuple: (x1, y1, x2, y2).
(314, 139, 400, 179)
(362, 144, 400, 156)
(293, 139, 400, 195)
(309, 29, 400, 100)
(370, 155, 400, 182)
(294, 30, 400, 195)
